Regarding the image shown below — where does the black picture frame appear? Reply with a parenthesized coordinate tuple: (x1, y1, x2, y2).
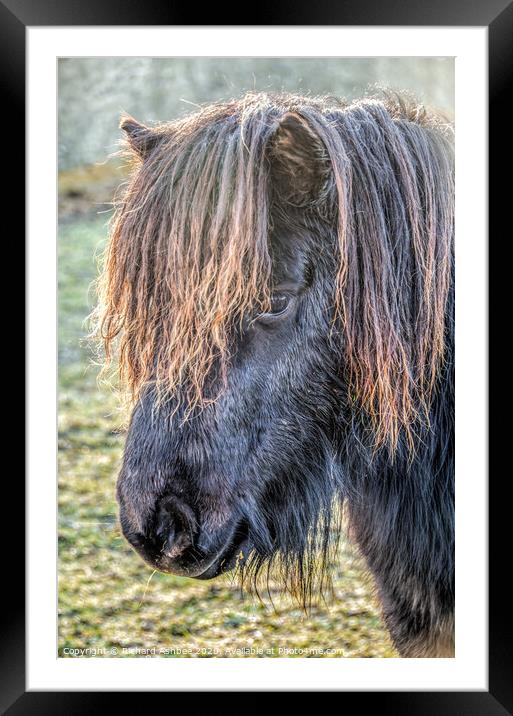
(10, 0, 508, 709)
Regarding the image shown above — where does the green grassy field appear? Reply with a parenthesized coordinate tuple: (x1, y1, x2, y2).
(58, 213, 397, 658)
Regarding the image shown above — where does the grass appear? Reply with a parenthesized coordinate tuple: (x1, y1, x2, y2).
(58, 211, 397, 658)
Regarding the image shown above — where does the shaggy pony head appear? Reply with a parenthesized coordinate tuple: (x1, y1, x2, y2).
(94, 91, 454, 603)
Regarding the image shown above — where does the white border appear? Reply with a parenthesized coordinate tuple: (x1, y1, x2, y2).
(28, 27, 487, 691)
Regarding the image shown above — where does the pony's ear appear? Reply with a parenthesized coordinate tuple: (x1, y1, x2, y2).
(120, 115, 163, 159)
(270, 112, 331, 206)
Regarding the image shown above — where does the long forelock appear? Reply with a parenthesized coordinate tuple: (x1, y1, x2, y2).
(97, 97, 283, 410)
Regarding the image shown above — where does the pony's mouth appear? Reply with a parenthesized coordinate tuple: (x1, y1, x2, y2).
(154, 520, 251, 580)
(194, 521, 251, 580)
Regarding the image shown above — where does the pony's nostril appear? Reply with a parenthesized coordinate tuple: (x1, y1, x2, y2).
(157, 522, 175, 551)
(155, 494, 197, 561)
(162, 529, 192, 559)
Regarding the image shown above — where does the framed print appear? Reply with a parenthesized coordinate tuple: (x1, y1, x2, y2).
(8, 0, 508, 708)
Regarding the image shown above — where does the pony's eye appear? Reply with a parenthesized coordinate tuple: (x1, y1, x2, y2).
(256, 292, 293, 324)
(269, 293, 290, 315)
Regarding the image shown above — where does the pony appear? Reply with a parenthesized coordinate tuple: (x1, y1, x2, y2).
(95, 91, 454, 657)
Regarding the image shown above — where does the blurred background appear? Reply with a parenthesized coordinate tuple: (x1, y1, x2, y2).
(58, 57, 453, 658)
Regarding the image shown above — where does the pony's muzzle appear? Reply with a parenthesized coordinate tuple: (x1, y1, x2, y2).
(120, 489, 248, 579)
